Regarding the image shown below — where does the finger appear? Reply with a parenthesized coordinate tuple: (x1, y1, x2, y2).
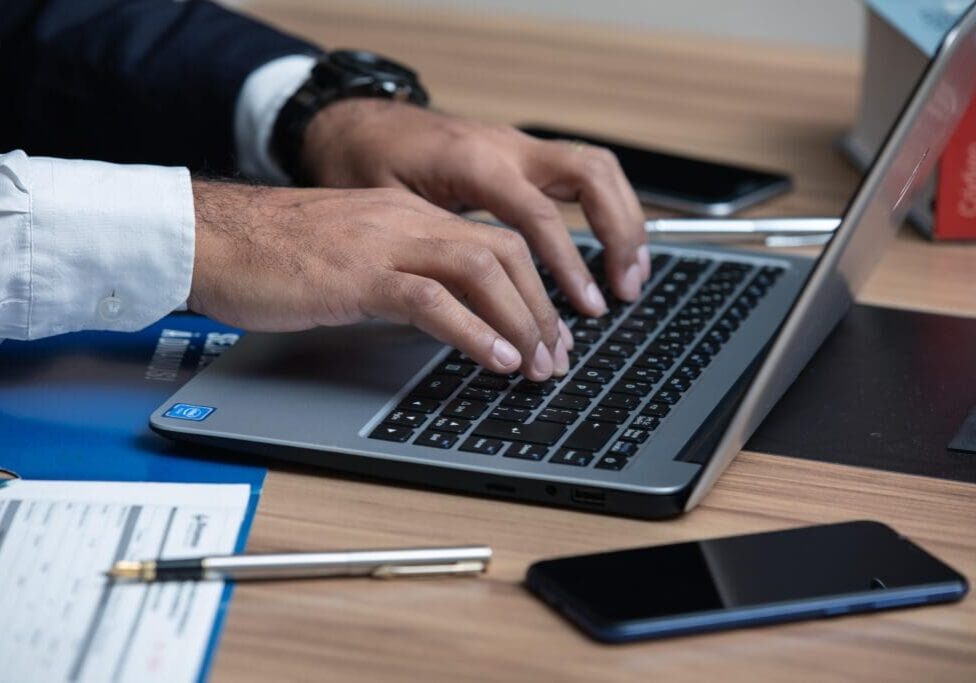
(529, 141, 647, 301)
(363, 271, 523, 375)
(391, 237, 563, 380)
(450, 162, 609, 319)
(423, 216, 569, 355)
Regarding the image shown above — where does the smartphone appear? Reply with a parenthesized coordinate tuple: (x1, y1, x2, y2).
(526, 521, 967, 643)
(520, 124, 792, 216)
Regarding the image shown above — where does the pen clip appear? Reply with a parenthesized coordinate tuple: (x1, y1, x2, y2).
(371, 561, 488, 579)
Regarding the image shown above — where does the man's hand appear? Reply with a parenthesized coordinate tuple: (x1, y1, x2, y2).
(300, 99, 650, 313)
(189, 181, 574, 381)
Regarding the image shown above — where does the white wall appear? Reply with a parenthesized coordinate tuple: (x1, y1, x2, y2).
(375, 0, 866, 52)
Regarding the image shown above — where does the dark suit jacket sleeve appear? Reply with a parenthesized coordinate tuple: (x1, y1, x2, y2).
(0, 0, 323, 174)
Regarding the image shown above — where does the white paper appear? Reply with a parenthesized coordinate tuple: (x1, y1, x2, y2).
(0, 480, 250, 683)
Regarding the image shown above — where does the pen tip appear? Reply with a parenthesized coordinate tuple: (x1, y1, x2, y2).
(107, 560, 142, 579)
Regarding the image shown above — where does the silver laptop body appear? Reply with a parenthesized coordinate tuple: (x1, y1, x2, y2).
(151, 7, 976, 519)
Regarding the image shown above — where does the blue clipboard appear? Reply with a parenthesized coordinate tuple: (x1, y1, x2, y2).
(0, 313, 265, 682)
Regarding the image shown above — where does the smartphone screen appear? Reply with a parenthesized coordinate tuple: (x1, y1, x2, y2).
(526, 521, 967, 642)
(520, 125, 792, 216)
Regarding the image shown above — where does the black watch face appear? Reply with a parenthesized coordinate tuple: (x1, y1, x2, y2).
(330, 50, 417, 81)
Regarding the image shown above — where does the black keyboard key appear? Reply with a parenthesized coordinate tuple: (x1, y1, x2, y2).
(572, 328, 603, 344)
(444, 399, 489, 420)
(489, 406, 531, 423)
(563, 381, 601, 398)
(705, 329, 730, 345)
(667, 377, 691, 393)
(676, 364, 702, 380)
(599, 393, 640, 411)
(609, 329, 646, 345)
(431, 417, 472, 433)
(398, 397, 439, 414)
(415, 430, 458, 449)
(636, 354, 674, 371)
(564, 421, 619, 451)
(653, 390, 681, 405)
(574, 316, 613, 331)
(574, 367, 614, 385)
(598, 342, 635, 358)
(595, 454, 626, 470)
(514, 379, 558, 395)
(647, 341, 686, 356)
(370, 424, 413, 442)
(612, 380, 651, 397)
(620, 317, 656, 333)
(435, 360, 475, 377)
(446, 349, 473, 363)
(588, 406, 629, 424)
(684, 353, 711, 368)
(660, 327, 696, 345)
(624, 366, 662, 383)
(631, 304, 666, 320)
(538, 408, 579, 425)
(609, 441, 639, 457)
(460, 387, 498, 402)
(411, 374, 462, 400)
(550, 449, 594, 467)
(631, 415, 660, 430)
(619, 428, 649, 444)
(642, 402, 671, 418)
(502, 393, 544, 409)
(384, 410, 428, 428)
(549, 393, 591, 411)
(585, 355, 625, 371)
(460, 437, 504, 455)
(504, 443, 550, 461)
(469, 374, 511, 391)
(474, 419, 566, 445)
(696, 340, 722, 357)
(715, 316, 739, 333)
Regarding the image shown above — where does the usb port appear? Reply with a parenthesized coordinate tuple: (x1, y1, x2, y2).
(571, 487, 606, 506)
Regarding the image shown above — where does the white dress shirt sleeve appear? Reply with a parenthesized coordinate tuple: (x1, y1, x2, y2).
(0, 150, 194, 341)
(235, 54, 317, 185)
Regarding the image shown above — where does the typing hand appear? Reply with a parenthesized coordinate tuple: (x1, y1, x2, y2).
(300, 99, 650, 312)
(188, 181, 572, 381)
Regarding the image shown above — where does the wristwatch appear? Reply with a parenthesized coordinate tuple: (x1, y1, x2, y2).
(271, 49, 429, 185)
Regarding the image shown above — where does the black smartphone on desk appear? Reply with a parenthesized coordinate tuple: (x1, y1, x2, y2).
(520, 124, 792, 216)
(526, 521, 967, 643)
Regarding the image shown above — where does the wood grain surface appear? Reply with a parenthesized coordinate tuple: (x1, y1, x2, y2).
(212, 3, 976, 681)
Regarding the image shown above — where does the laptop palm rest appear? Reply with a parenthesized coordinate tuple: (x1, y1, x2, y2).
(151, 321, 444, 448)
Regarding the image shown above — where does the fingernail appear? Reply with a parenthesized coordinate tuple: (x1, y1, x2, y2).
(492, 338, 520, 369)
(558, 319, 574, 351)
(532, 340, 554, 378)
(637, 244, 651, 280)
(585, 282, 608, 315)
(622, 263, 641, 301)
(553, 339, 570, 377)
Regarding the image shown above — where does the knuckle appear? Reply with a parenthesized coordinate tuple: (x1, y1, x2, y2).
(583, 147, 617, 176)
(404, 279, 446, 312)
(495, 229, 532, 260)
(459, 244, 499, 281)
(525, 200, 562, 229)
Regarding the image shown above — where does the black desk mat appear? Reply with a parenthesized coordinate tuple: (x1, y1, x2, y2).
(746, 304, 976, 484)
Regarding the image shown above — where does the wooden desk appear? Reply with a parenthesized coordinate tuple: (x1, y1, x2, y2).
(215, 3, 976, 680)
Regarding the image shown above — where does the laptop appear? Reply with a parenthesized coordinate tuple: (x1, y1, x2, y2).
(151, 7, 976, 519)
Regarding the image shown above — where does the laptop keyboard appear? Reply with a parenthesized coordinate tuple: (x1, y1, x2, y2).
(368, 246, 784, 472)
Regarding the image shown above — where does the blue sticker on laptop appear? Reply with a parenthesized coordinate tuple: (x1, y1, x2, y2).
(164, 403, 215, 421)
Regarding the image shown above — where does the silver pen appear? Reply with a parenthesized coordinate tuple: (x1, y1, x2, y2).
(108, 545, 492, 582)
(645, 217, 840, 246)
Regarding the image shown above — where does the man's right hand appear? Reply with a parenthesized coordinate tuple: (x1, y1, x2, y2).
(189, 181, 573, 382)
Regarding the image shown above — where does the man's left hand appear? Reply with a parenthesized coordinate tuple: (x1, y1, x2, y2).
(300, 99, 650, 318)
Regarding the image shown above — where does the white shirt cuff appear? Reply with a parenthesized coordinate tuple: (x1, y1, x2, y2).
(235, 54, 317, 185)
(8, 154, 194, 339)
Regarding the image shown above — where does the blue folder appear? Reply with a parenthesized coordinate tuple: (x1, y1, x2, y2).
(0, 313, 264, 682)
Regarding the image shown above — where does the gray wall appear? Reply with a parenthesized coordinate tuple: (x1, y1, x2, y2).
(373, 0, 865, 52)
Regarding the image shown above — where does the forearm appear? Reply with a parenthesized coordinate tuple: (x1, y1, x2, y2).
(0, 0, 320, 173)
(0, 151, 194, 340)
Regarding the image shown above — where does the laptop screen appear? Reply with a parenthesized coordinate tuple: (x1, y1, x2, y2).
(687, 4, 976, 510)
